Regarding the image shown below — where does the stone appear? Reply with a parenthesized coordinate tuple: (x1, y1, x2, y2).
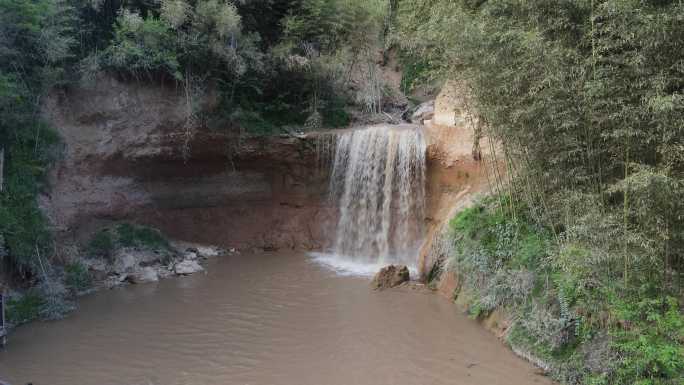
(112, 252, 138, 274)
(171, 241, 224, 259)
(174, 259, 204, 275)
(184, 251, 198, 260)
(112, 249, 162, 274)
(104, 275, 125, 289)
(127, 267, 159, 284)
(371, 265, 410, 290)
(410, 100, 435, 124)
(196, 245, 224, 257)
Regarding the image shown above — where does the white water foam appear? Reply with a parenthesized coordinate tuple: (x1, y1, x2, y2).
(309, 252, 416, 278)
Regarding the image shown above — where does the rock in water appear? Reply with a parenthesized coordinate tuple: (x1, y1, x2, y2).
(371, 265, 410, 290)
(128, 267, 160, 284)
(174, 260, 204, 275)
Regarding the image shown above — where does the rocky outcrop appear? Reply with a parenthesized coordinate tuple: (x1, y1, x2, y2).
(411, 100, 435, 124)
(371, 265, 410, 290)
(85, 240, 224, 289)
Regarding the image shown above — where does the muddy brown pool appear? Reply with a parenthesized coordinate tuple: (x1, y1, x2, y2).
(0, 253, 552, 385)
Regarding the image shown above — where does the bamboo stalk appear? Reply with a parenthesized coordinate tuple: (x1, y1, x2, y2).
(0, 147, 4, 193)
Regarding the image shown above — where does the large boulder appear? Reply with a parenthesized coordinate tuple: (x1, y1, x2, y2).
(410, 100, 435, 124)
(371, 265, 410, 290)
(174, 259, 204, 275)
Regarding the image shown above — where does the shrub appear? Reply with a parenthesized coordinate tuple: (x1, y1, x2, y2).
(447, 196, 684, 383)
(64, 261, 91, 293)
(611, 296, 684, 384)
(115, 223, 170, 251)
(88, 229, 115, 259)
(87, 223, 170, 259)
(36, 276, 75, 321)
(6, 291, 44, 326)
(7, 272, 76, 325)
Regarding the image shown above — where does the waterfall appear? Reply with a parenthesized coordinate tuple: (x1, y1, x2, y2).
(312, 124, 427, 275)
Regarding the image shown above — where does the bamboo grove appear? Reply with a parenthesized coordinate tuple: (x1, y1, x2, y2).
(396, 0, 684, 295)
(394, 1, 684, 383)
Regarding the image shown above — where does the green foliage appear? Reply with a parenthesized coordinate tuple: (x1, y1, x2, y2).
(399, 54, 431, 94)
(0, 0, 71, 276)
(88, 229, 115, 259)
(84, 0, 372, 134)
(281, 0, 387, 54)
(115, 223, 170, 251)
(64, 261, 91, 293)
(103, 10, 181, 79)
(92, 0, 244, 80)
(397, 2, 684, 380)
(87, 223, 170, 259)
(446, 197, 684, 383)
(6, 292, 45, 325)
(396, 0, 684, 290)
(611, 296, 684, 384)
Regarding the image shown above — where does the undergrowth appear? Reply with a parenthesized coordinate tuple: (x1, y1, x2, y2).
(443, 197, 684, 384)
(87, 223, 171, 260)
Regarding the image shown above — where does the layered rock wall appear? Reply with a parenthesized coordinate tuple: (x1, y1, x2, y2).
(43, 75, 334, 252)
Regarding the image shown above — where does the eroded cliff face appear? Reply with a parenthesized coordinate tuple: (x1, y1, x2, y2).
(420, 93, 492, 278)
(42, 75, 488, 264)
(42, 75, 335, 252)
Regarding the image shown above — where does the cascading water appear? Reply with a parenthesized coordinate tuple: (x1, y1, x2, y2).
(311, 124, 427, 276)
